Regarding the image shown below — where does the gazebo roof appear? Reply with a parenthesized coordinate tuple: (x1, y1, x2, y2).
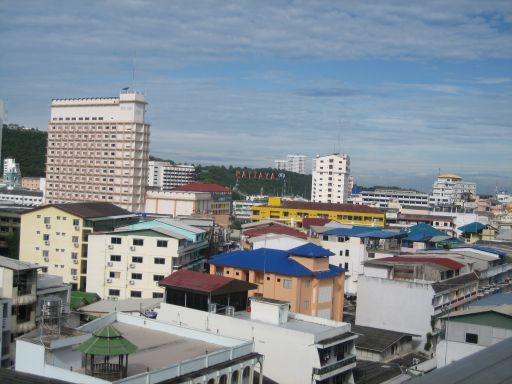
(78, 324, 137, 356)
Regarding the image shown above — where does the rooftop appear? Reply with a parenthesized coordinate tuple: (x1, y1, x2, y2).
(369, 256, 465, 271)
(471, 292, 512, 306)
(27, 202, 132, 219)
(159, 270, 258, 294)
(322, 226, 401, 239)
(268, 199, 383, 214)
(0, 187, 43, 196)
(302, 218, 332, 229)
(351, 324, 413, 352)
(174, 182, 231, 193)
(77, 298, 162, 314)
(288, 242, 334, 258)
(243, 224, 308, 239)
(431, 272, 479, 293)
(0, 369, 74, 384)
(440, 304, 512, 319)
(458, 222, 487, 234)
(0, 255, 39, 271)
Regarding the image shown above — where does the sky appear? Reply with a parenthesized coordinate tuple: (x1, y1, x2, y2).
(1, 1, 511, 193)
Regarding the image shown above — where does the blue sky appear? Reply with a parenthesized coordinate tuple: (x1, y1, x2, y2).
(1, 1, 511, 193)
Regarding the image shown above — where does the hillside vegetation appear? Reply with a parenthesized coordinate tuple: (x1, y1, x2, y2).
(1, 124, 47, 177)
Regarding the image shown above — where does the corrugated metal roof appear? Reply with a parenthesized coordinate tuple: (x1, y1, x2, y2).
(243, 224, 307, 239)
(174, 182, 231, 193)
(322, 227, 400, 239)
(159, 270, 257, 293)
(210, 248, 344, 278)
(458, 222, 487, 234)
(0, 255, 39, 271)
(25, 202, 132, 218)
(376, 256, 465, 270)
(432, 272, 479, 293)
(288, 243, 334, 258)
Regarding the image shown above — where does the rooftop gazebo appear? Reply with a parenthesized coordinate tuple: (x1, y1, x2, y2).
(78, 324, 137, 380)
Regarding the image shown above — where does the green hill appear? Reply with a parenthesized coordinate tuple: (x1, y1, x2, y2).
(1, 124, 47, 177)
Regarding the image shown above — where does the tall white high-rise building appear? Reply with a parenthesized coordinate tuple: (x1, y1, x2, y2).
(311, 153, 350, 204)
(148, 160, 195, 190)
(44, 91, 150, 212)
(274, 154, 306, 174)
(0, 99, 6, 164)
(429, 174, 476, 207)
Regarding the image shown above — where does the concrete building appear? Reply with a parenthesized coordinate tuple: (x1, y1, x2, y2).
(240, 221, 307, 250)
(147, 161, 196, 190)
(87, 219, 209, 300)
(0, 187, 43, 206)
(0, 98, 5, 163)
(319, 227, 404, 296)
(3, 158, 21, 188)
(252, 197, 385, 228)
(430, 174, 477, 208)
(311, 153, 350, 204)
(16, 310, 261, 384)
(21, 177, 45, 191)
(159, 296, 357, 384)
(44, 91, 150, 212)
(436, 305, 512, 368)
(145, 189, 212, 216)
(0, 204, 28, 256)
(210, 243, 346, 321)
(352, 189, 430, 209)
(274, 154, 306, 174)
(232, 195, 268, 222)
(174, 182, 232, 216)
(458, 222, 497, 243)
(355, 257, 479, 343)
(20, 202, 136, 290)
(0, 297, 12, 367)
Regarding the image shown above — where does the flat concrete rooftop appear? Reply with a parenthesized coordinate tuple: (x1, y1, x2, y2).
(112, 321, 224, 376)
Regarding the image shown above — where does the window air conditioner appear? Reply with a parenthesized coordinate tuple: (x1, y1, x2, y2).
(129, 280, 135, 285)
(130, 246, 136, 251)
(106, 278, 112, 283)
(129, 264, 135, 269)
(73, 260, 78, 264)
(108, 244, 114, 249)
(107, 261, 113, 267)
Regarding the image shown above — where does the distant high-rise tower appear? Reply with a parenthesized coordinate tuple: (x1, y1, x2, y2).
(0, 99, 6, 166)
(311, 153, 350, 204)
(274, 155, 306, 174)
(44, 91, 150, 212)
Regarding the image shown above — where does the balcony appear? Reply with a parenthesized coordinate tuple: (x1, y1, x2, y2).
(313, 354, 356, 379)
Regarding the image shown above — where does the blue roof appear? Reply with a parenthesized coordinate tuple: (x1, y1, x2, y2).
(323, 226, 400, 239)
(210, 248, 344, 278)
(450, 245, 507, 257)
(400, 223, 450, 242)
(458, 222, 487, 234)
(471, 292, 512, 307)
(288, 243, 334, 258)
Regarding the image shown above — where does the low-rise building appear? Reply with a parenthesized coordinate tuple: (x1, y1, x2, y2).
(147, 161, 196, 190)
(430, 174, 477, 208)
(319, 226, 404, 296)
(0, 204, 28, 257)
(21, 177, 45, 191)
(0, 297, 12, 367)
(209, 243, 345, 321)
(352, 189, 430, 209)
(159, 296, 358, 384)
(240, 221, 307, 249)
(391, 213, 456, 236)
(20, 202, 136, 290)
(232, 195, 268, 222)
(144, 189, 212, 216)
(252, 197, 385, 228)
(458, 222, 497, 243)
(174, 182, 232, 216)
(0, 187, 43, 207)
(87, 219, 209, 300)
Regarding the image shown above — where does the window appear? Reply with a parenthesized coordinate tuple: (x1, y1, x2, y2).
(71, 269, 77, 276)
(304, 300, 310, 310)
(466, 333, 478, 344)
(42, 250, 49, 257)
(132, 256, 143, 263)
(111, 237, 122, 245)
(154, 258, 165, 265)
(71, 252, 78, 259)
(153, 275, 164, 282)
(304, 280, 310, 288)
(283, 279, 292, 288)
(337, 236, 345, 243)
(73, 219, 80, 226)
(345, 250, 349, 256)
(109, 289, 120, 296)
(110, 255, 121, 262)
(44, 217, 51, 224)
(322, 235, 328, 241)
(156, 240, 168, 248)
(109, 271, 120, 278)
(130, 291, 142, 298)
(43, 234, 50, 241)
(131, 273, 142, 280)
(133, 239, 144, 246)
(72, 236, 79, 243)
(344, 262, 349, 271)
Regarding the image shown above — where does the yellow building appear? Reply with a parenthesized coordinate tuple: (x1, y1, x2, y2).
(251, 197, 385, 227)
(19, 202, 136, 290)
(209, 243, 345, 321)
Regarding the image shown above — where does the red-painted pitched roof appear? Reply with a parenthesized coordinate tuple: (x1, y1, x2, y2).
(243, 225, 308, 239)
(302, 218, 331, 229)
(174, 182, 231, 193)
(159, 270, 252, 293)
(377, 257, 464, 270)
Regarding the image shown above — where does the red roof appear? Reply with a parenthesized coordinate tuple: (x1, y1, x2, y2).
(174, 182, 231, 193)
(243, 225, 308, 240)
(159, 270, 237, 292)
(302, 218, 331, 230)
(276, 200, 383, 214)
(378, 257, 464, 270)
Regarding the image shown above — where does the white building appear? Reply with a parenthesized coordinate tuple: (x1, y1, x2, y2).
(248, 233, 308, 250)
(159, 297, 357, 384)
(0, 188, 43, 206)
(352, 189, 430, 209)
(87, 219, 209, 300)
(496, 191, 512, 204)
(0, 99, 5, 163)
(274, 154, 306, 174)
(148, 161, 196, 190)
(430, 174, 477, 208)
(319, 227, 403, 297)
(232, 195, 268, 222)
(145, 189, 212, 216)
(45, 91, 150, 212)
(2, 158, 21, 188)
(16, 311, 261, 384)
(311, 153, 350, 204)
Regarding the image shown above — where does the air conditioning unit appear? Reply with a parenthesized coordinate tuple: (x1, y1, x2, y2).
(208, 303, 217, 313)
(226, 306, 235, 317)
(130, 246, 136, 251)
(44, 257, 49, 262)
(129, 263, 136, 269)
(106, 278, 112, 283)
(108, 296, 118, 301)
(46, 224, 51, 229)
(74, 225, 80, 230)
(129, 280, 135, 285)
(107, 261, 113, 267)
(44, 241, 50, 246)
(107, 244, 114, 249)
(74, 243, 79, 248)
(72, 276, 78, 280)
(73, 260, 78, 264)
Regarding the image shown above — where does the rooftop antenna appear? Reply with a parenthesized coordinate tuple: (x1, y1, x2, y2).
(132, 49, 137, 88)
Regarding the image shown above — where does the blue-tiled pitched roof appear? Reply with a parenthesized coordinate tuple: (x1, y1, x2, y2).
(400, 223, 450, 242)
(210, 248, 344, 278)
(322, 226, 401, 239)
(458, 222, 487, 234)
(288, 243, 334, 258)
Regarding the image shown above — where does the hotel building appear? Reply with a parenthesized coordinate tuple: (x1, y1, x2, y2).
(44, 91, 150, 212)
(147, 161, 195, 190)
(311, 153, 351, 204)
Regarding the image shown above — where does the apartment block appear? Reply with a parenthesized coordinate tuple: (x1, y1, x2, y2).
(174, 182, 232, 216)
(312, 153, 350, 204)
(274, 154, 306, 174)
(87, 219, 209, 300)
(44, 91, 150, 212)
(430, 174, 477, 208)
(210, 242, 345, 321)
(351, 189, 430, 208)
(19, 202, 136, 290)
(144, 189, 212, 216)
(147, 161, 195, 190)
(0, 297, 11, 367)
